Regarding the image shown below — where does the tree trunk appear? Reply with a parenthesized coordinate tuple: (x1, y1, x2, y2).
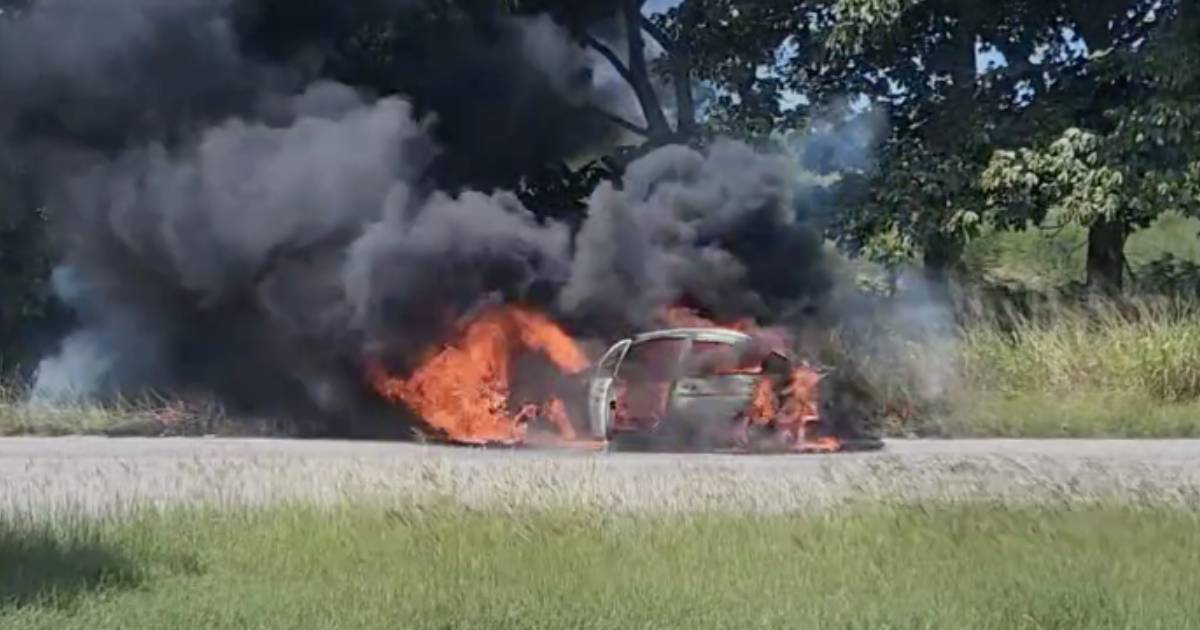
(639, 14, 696, 141)
(621, 0, 670, 139)
(670, 45, 695, 139)
(924, 11, 976, 151)
(1085, 217, 1127, 294)
(918, 232, 962, 314)
(922, 232, 962, 286)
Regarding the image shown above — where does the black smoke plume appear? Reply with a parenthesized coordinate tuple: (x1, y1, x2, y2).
(3, 0, 875, 436)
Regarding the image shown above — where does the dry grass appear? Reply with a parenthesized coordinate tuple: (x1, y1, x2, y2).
(839, 295, 1200, 437)
(922, 391, 1200, 438)
(961, 298, 1200, 402)
(6, 297, 1200, 440)
(0, 382, 270, 438)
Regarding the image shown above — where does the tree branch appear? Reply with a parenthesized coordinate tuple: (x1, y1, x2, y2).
(583, 34, 635, 87)
(640, 16, 673, 53)
(642, 15, 696, 139)
(620, 0, 671, 138)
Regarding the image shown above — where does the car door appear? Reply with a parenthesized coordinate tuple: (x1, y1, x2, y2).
(586, 339, 630, 439)
(668, 337, 767, 424)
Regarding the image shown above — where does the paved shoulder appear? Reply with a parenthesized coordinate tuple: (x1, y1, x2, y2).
(2, 437, 1198, 515)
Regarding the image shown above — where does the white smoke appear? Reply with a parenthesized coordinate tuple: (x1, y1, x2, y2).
(890, 270, 961, 399)
(31, 266, 166, 402)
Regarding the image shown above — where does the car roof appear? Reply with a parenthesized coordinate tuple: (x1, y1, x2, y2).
(629, 327, 754, 346)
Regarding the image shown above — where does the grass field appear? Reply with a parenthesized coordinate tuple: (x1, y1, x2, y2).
(0, 386, 278, 438)
(911, 297, 1200, 437)
(854, 288, 1200, 437)
(962, 212, 1200, 289)
(921, 391, 1200, 437)
(1, 503, 1198, 629)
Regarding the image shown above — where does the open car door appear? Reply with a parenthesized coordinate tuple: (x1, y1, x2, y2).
(586, 339, 630, 439)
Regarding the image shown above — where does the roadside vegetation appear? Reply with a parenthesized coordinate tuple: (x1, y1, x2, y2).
(9, 245, 1200, 440)
(947, 296, 1200, 437)
(869, 295, 1200, 438)
(0, 383, 276, 438)
(845, 215, 1200, 438)
(2, 503, 1198, 629)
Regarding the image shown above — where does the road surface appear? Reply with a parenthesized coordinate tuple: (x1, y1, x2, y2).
(2, 437, 1199, 514)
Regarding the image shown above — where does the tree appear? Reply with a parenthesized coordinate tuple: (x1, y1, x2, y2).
(981, 2, 1200, 292)
(0, 150, 54, 369)
(235, 0, 735, 206)
(0, 3, 50, 365)
(781, 0, 1164, 284)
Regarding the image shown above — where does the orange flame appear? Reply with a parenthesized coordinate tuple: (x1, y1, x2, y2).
(366, 302, 838, 454)
(654, 306, 836, 453)
(366, 305, 588, 445)
(658, 306, 792, 356)
(658, 305, 758, 331)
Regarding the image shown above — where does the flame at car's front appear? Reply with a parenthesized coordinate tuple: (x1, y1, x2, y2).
(365, 305, 590, 446)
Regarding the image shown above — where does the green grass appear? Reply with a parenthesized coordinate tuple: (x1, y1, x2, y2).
(2, 503, 1199, 629)
(960, 299, 1200, 402)
(1127, 213, 1200, 269)
(0, 400, 152, 437)
(904, 301, 1200, 437)
(962, 211, 1200, 289)
(853, 292, 1200, 437)
(922, 210, 1200, 437)
(922, 391, 1200, 438)
(962, 223, 1087, 289)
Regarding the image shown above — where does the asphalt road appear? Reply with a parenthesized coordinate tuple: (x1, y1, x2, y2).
(3, 437, 1199, 515)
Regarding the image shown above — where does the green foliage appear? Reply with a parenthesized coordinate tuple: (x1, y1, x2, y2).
(868, 294, 1200, 437)
(0, 160, 53, 367)
(979, 4, 1200, 287)
(1137, 253, 1200, 296)
(834, 136, 985, 267)
(983, 129, 1132, 229)
(3, 504, 1200, 628)
(824, 0, 923, 55)
(959, 210, 1200, 290)
(961, 223, 1087, 289)
(982, 91, 1200, 233)
(824, 252, 1200, 437)
(660, 1, 815, 139)
(790, 0, 1188, 278)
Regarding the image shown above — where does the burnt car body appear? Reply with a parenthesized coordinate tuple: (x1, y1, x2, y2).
(585, 327, 826, 451)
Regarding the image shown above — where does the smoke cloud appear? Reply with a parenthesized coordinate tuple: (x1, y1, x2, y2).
(0, 0, 270, 153)
(561, 141, 831, 334)
(7, 0, 884, 434)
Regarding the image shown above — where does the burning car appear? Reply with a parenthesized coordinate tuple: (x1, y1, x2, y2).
(366, 305, 869, 453)
(587, 327, 838, 453)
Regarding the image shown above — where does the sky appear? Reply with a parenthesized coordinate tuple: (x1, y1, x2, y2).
(644, 0, 683, 15)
